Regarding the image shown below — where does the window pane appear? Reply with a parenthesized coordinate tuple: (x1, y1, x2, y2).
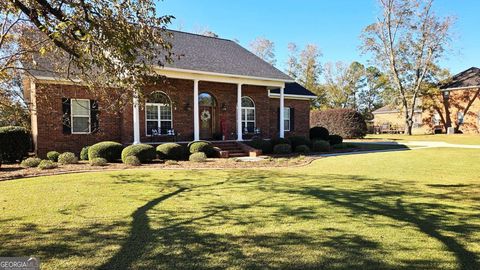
(147, 121, 158, 135)
(148, 92, 170, 104)
(159, 106, 171, 120)
(247, 122, 255, 133)
(160, 121, 172, 134)
(146, 105, 158, 120)
(241, 97, 254, 107)
(72, 100, 90, 116)
(246, 109, 254, 121)
(72, 117, 89, 133)
(284, 120, 290, 131)
(284, 108, 290, 120)
(241, 110, 246, 121)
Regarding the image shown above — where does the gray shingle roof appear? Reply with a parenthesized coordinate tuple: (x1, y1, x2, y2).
(24, 30, 292, 81)
(440, 67, 480, 90)
(270, 82, 316, 97)
(163, 30, 291, 81)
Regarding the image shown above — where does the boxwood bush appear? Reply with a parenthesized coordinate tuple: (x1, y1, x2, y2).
(246, 138, 273, 154)
(80, 146, 90, 161)
(309, 126, 329, 141)
(288, 136, 311, 149)
(89, 157, 108, 166)
(295, 145, 311, 154)
(270, 137, 290, 147)
(20, 157, 41, 168)
(38, 160, 58, 170)
(0, 126, 30, 163)
(121, 144, 156, 163)
(188, 141, 216, 157)
(328, 135, 343, 145)
(124, 156, 141, 166)
(88, 141, 123, 162)
(312, 140, 330, 152)
(156, 143, 186, 160)
(189, 152, 207, 162)
(273, 143, 292, 155)
(46, 151, 60, 162)
(58, 152, 78, 164)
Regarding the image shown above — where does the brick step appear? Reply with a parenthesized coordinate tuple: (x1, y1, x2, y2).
(211, 142, 249, 158)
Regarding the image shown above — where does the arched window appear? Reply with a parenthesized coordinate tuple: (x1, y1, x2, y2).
(241, 96, 255, 133)
(146, 91, 172, 135)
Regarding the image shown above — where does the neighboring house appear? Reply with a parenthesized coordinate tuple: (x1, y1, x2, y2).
(372, 67, 480, 134)
(372, 105, 425, 134)
(23, 30, 316, 157)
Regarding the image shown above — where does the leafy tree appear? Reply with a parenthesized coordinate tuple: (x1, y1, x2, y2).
(361, 0, 453, 135)
(249, 37, 276, 66)
(1, 0, 174, 111)
(358, 66, 389, 119)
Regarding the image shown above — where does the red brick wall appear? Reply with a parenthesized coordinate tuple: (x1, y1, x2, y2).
(33, 79, 312, 157)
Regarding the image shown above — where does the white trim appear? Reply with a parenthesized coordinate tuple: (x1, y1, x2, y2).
(442, 85, 480, 91)
(133, 93, 141, 144)
(71, 99, 91, 134)
(279, 87, 285, 138)
(193, 79, 200, 141)
(156, 66, 294, 83)
(237, 84, 243, 141)
(268, 91, 316, 100)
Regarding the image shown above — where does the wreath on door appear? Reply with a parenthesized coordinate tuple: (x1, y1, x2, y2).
(201, 110, 211, 122)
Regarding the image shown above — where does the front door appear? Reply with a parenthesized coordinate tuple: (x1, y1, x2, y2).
(198, 92, 216, 140)
(199, 106, 213, 139)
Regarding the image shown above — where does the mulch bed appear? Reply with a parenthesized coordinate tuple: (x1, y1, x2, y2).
(0, 156, 316, 181)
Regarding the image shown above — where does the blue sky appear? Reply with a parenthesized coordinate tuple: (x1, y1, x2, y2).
(158, 0, 479, 75)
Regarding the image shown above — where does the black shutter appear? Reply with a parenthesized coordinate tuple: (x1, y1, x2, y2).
(290, 108, 295, 131)
(62, 98, 71, 134)
(90, 100, 99, 133)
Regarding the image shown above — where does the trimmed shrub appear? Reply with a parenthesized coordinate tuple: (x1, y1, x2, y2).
(288, 136, 311, 149)
(0, 126, 30, 163)
(80, 146, 90, 161)
(121, 144, 156, 163)
(189, 152, 207, 162)
(20, 157, 41, 168)
(273, 143, 292, 155)
(270, 137, 290, 146)
(38, 160, 58, 170)
(295, 145, 311, 154)
(165, 160, 179, 166)
(46, 151, 60, 162)
(309, 126, 329, 141)
(156, 143, 186, 161)
(310, 109, 367, 138)
(89, 157, 107, 166)
(188, 141, 216, 157)
(328, 135, 344, 145)
(88, 141, 123, 162)
(312, 140, 330, 152)
(58, 152, 78, 164)
(247, 138, 273, 154)
(124, 156, 141, 166)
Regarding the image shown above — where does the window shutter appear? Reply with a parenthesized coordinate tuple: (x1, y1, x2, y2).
(290, 108, 295, 131)
(62, 98, 71, 134)
(90, 100, 99, 133)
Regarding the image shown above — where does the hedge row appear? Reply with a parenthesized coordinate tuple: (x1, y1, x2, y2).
(310, 109, 367, 138)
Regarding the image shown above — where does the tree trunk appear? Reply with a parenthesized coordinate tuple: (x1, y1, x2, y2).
(442, 95, 452, 133)
(405, 115, 414, 135)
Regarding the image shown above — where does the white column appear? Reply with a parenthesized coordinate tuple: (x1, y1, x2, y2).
(279, 87, 285, 138)
(237, 83, 243, 141)
(193, 79, 200, 141)
(133, 91, 141, 144)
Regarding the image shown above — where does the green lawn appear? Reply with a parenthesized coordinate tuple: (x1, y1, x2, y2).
(365, 134, 480, 145)
(1, 148, 480, 269)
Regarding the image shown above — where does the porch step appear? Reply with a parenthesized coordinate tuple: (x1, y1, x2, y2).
(211, 142, 248, 158)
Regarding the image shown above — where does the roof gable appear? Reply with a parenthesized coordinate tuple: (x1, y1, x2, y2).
(440, 67, 480, 90)
(270, 82, 316, 97)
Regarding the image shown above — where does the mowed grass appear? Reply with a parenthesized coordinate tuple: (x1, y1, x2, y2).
(1, 148, 480, 269)
(366, 133, 480, 145)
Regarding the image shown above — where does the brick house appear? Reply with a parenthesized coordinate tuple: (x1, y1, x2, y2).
(372, 67, 480, 134)
(23, 30, 316, 157)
